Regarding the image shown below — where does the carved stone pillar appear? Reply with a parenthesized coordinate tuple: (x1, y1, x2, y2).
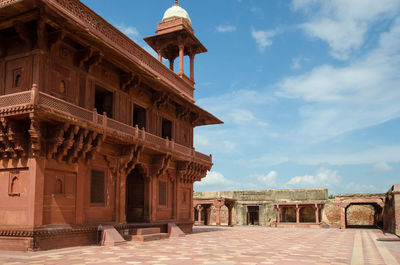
(206, 206, 212, 225)
(119, 173, 128, 223)
(228, 206, 233, 226)
(315, 204, 320, 224)
(296, 205, 300, 224)
(158, 52, 162, 63)
(216, 206, 221, 226)
(197, 205, 203, 223)
(178, 44, 184, 74)
(169, 58, 174, 71)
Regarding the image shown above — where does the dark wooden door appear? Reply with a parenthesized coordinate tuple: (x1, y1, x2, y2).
(126, 170, 144, 222)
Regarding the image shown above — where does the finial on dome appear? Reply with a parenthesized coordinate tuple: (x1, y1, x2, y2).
(175, 0, 178, 6)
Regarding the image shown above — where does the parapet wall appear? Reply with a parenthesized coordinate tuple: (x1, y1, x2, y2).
(194, 188, 328, 202)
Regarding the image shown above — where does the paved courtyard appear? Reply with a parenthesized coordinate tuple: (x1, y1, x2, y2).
(0, 226, 399, 265)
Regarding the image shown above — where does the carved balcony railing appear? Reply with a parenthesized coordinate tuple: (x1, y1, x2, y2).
(0, 88, 212, 164)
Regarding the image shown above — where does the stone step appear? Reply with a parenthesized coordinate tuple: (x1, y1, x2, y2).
(136, 227, 161, 235)
(131, 233, 169, 242)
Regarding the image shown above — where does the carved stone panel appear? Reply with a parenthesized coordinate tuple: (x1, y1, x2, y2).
(43, 169, 77, 225)
(8, 170, 21, 196)
(5, 57, 30, 94)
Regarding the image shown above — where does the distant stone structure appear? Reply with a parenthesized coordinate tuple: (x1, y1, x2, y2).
(194, 186, 400, 236)
(194, 189, 328, 227)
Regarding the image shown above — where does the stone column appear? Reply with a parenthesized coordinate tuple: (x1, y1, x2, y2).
(150, 176, 158, 222)
(296, 205, 300, 224)
(119, 173, 128, 223)
(158, 52, 162, 63)
(189, 54, 195, 80)
(197, 205, 203, 223)
(178, 44, 184, 75)
(228, 206, 233, 226)
(276, 206, 280, 224)
(315, 204, 319, 224)
(340, 206, 346, 229)
(216, 206, 221, 226)
(206, 206, 212, 225)
(169, 59, 174, 71)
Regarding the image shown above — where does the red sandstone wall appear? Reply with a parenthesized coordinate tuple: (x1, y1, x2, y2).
(0, 169, 31, 226)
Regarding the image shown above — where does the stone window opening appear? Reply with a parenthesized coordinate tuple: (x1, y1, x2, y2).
(133, 104, 146, 130)
(54, 177, 64, 194)
(90, 170, 106, 205)
(94, 85, 113, 118)
(162, 118, 172, 140)
(13, 69, 22, 88)
(9, 176, 20, 196)
(59, 80, 66, 94)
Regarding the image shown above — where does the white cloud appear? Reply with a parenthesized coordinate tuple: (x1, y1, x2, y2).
(292, 0, 400, 60)
(194, 135, 210, 149)
(291, 56, 310, 70)
(195, 171, 257, 191)
(287, 168, 341, 188)
(229, 109, 268, 127)
(276, 17, 400, 141)
(116, 24, 140, 40)
(372, 162, 392, 172)
(196, 171, 233, 187)
(296, 145, 400, 166)
(216, 25, 237, 33)
(254, 171, 278, 188)
(251, 28, 276, 52)
(345, 182, 378, 193)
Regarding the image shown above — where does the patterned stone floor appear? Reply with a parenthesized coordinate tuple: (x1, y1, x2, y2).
(0, 226, 399, 265)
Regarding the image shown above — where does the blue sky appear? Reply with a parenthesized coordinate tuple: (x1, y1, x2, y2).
(81, 0, 400, 195)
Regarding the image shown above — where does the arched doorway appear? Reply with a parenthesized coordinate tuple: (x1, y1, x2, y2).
(345, 203, 383, 228)
(126, 165, 148, 223)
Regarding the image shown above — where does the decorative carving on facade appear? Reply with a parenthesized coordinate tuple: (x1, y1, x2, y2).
(28, 113, 41, 158)
(121, 73, 141, 93)
(48, 30, 66, 52)
(8, 170, 21, 196)
(0, 117, 28, 159)
(176, 105, 190, 120)
(152, 91, 170, 110)
(178, 161, 209, 183)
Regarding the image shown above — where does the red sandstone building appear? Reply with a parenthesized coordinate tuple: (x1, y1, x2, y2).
(0, 0, 221, 251)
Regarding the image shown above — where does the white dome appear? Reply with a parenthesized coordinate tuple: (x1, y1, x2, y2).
(162, 5, 192, 26)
